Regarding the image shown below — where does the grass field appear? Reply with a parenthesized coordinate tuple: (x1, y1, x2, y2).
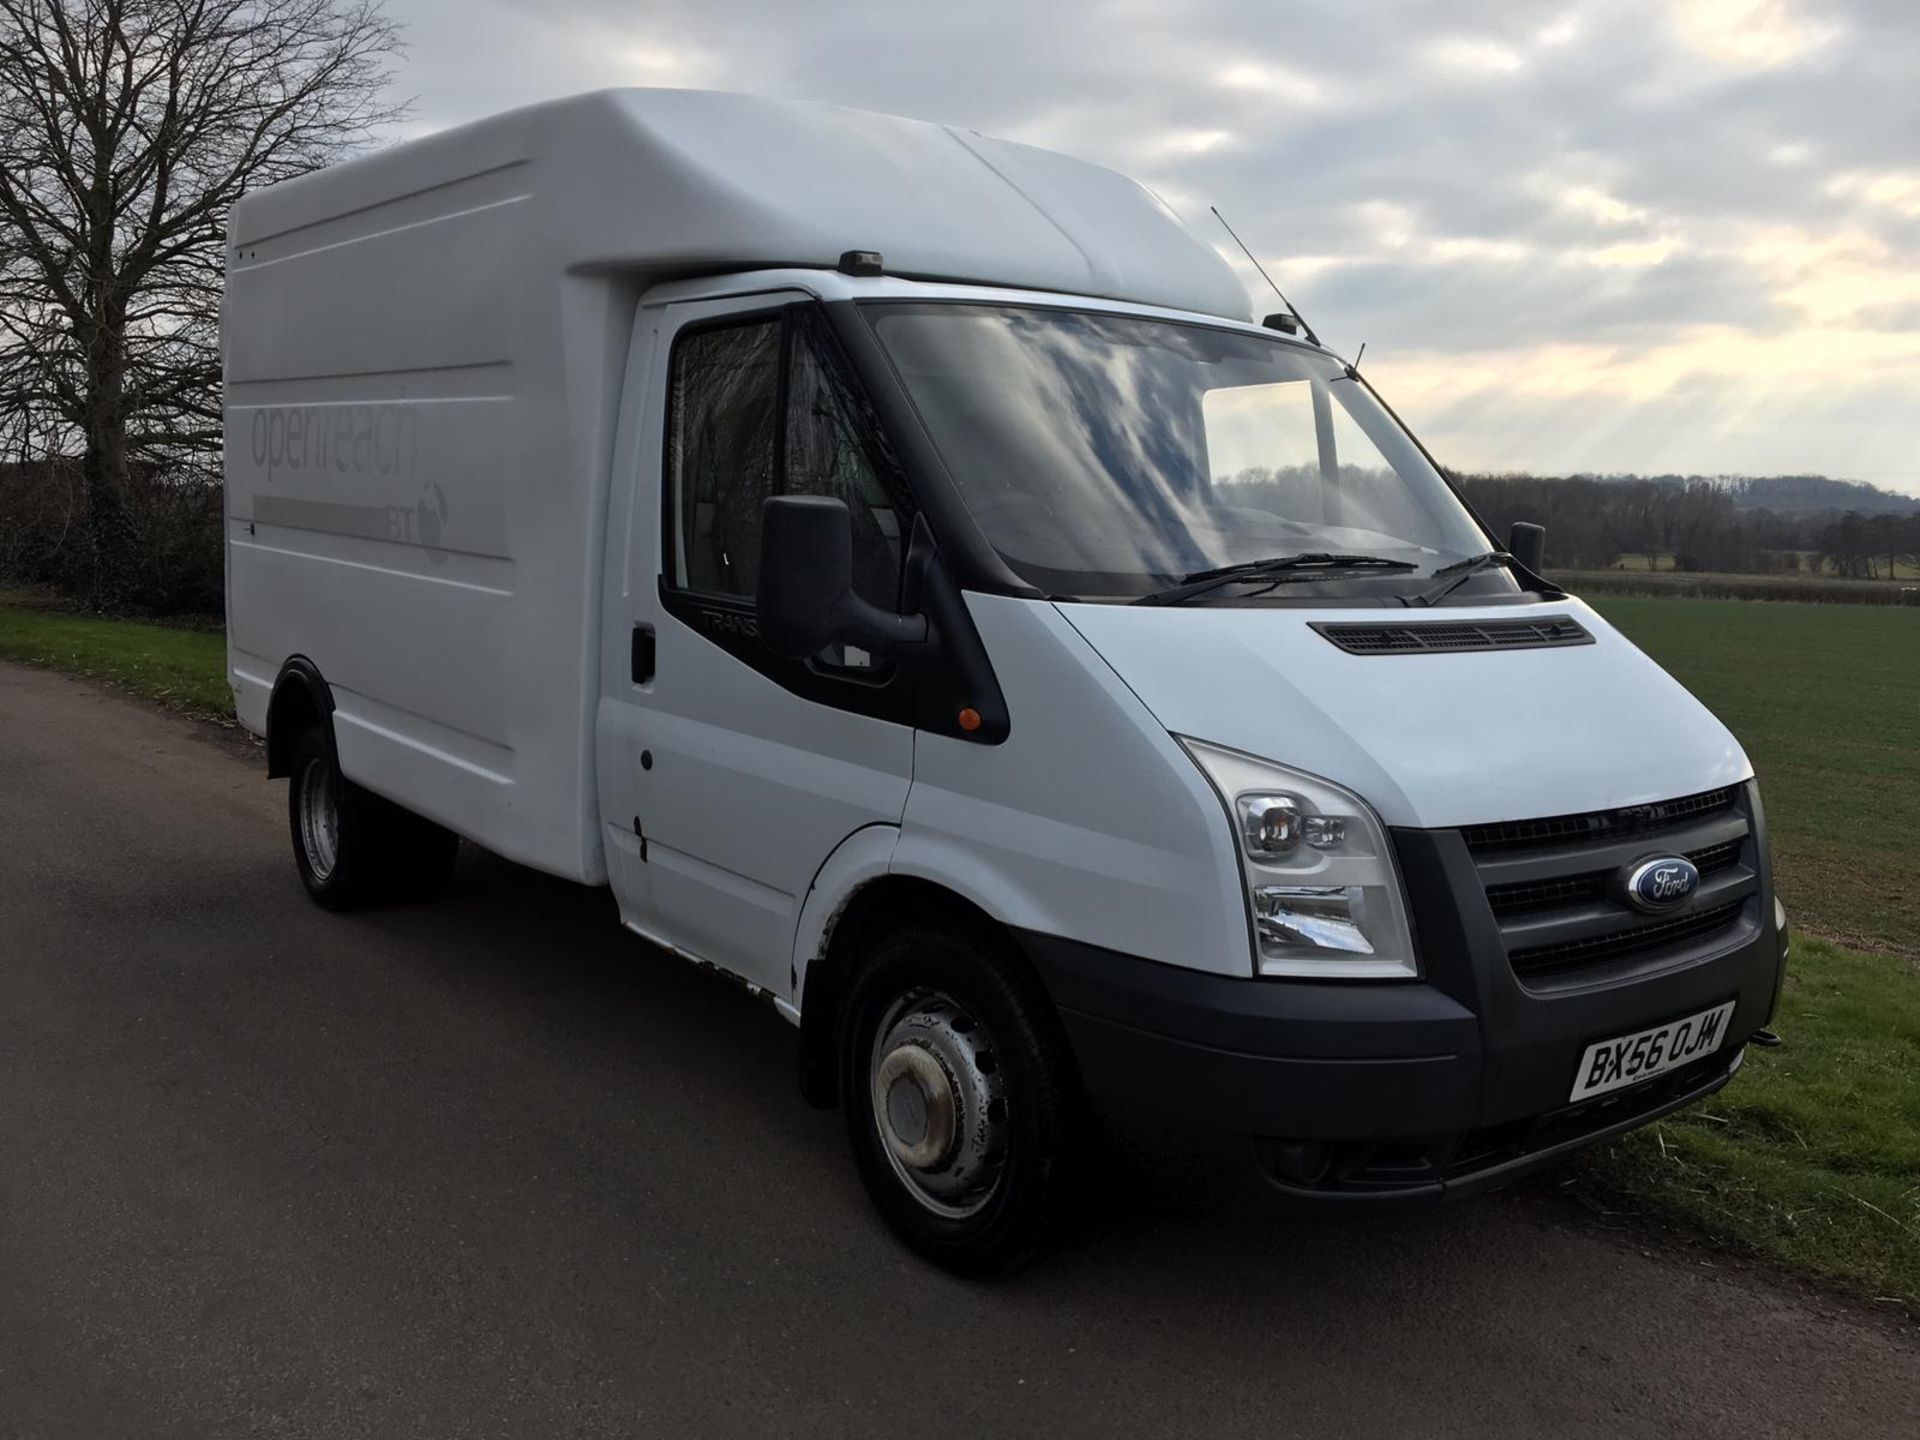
(1592, 597, 1920, 961)
(1, 590, 1916, 1308)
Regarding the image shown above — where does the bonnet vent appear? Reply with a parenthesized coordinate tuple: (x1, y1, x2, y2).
(1311, 615, 1594, 656)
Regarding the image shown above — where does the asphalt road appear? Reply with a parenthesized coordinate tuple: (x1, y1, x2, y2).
(2, 660, 1915, 1439)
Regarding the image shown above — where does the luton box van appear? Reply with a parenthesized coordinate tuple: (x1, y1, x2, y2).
(224, 88, 1789, 1272)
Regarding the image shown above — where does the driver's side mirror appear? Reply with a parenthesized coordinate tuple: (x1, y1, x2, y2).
(756, 495, 928, 660)
(1508, 521, 1546, 573)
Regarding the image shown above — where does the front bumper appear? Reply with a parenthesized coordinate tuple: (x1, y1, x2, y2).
(1019, 823, 1790, 1200)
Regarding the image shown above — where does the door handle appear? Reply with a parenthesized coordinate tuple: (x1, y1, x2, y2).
(631, 624, 656, 684)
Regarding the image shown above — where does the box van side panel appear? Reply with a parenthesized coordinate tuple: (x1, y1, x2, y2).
(224, 152, 619, 883)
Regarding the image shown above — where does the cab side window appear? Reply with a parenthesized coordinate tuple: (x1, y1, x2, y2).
(668, 309, 906, 611)
(669, 320, 781, 599)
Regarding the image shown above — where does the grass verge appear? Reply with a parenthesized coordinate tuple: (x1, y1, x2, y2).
(1568, 935, 1920, 1315)
(0, 596, 232, 722)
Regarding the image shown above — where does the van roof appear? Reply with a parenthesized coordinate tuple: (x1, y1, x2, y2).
(229, 88, 1255, 322)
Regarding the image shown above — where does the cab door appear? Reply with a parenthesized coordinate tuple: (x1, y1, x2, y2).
(605, 293, 918, 1001)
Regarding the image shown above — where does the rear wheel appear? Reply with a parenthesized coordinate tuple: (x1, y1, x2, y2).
(287, 728, 458, 908)
(840, 921, 1081, 1275)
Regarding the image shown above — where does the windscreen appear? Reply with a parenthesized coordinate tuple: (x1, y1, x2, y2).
(866, 303, 1492, 599)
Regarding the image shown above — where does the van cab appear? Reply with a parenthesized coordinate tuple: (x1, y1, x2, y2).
(224, 89, 1788, 1271)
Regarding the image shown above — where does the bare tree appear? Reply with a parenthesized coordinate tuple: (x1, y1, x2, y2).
(0, 0, 404, 608)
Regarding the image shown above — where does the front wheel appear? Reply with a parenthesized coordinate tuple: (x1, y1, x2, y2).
(840, 922, 1081, 1275)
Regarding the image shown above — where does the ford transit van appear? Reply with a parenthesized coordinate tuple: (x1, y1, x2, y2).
(223, 89, 1789, 1271)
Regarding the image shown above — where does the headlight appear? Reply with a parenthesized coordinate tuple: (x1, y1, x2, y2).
(1181, 738, 1417, 980)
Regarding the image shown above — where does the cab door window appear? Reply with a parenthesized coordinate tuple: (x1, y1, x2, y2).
(668, 319, 781, 599)
(667, 308, 906, 612)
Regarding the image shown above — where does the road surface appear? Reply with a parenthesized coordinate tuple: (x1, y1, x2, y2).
(1, 660, 1914, 1439)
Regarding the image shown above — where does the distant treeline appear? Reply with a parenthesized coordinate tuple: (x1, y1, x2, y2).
(1719, 474, 1920, 517)
(1452, 473, 1920, 579)
(1507, 472, 1920, 517)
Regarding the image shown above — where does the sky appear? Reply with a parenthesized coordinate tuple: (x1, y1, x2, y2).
(381, 0, 1920, 492)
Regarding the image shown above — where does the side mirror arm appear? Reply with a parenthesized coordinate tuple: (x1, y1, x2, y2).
(832, 592, 928, 650)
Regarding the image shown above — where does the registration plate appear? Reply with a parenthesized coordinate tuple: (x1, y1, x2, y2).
(1569, 1001, 1736, 1102)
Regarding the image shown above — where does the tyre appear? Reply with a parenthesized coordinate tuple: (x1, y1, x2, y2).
(287, 728, 458, 909)
(840, 921, 1081, 1275)
(384, 806, 460, 903)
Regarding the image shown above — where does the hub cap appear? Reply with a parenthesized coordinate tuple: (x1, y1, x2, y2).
(870, 989, 1008, 1218)
(298, 756, 341, 882)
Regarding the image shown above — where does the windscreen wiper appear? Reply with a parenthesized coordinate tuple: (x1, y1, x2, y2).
(1412, 550, 1516, 608)
(1134, 552, 1417, 607)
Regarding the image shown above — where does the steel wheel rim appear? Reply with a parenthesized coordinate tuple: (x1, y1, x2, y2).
(869, 987, 1009, 1219)
(298, 756, 341, 882)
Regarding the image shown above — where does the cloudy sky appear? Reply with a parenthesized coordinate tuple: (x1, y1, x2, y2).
(382, 0, 1920, 491)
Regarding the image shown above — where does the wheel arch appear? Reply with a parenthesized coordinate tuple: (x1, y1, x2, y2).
(265, 656, 336, 778)
(794, 863, 1055, 1111)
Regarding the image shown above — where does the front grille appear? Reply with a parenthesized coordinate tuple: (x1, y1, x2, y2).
(1486, 871, 1608, 916)
(1691, 838, 1743, 876)
(1462, 786, 1736, 855)
(1312, 615, 1593, 656)
(1509, 902, 1746, 980)
(1467, 785, 1759, 984)
(1485, 834, 1751, 918)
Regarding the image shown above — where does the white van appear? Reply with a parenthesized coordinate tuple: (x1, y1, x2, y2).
(224, 89, 1788, 1271)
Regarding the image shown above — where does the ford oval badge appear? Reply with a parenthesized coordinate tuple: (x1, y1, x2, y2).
(1625, 856, 1700, 913)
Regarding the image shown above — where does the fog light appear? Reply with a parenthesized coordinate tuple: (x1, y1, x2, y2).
(1257, 1137, 1331, 1186)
